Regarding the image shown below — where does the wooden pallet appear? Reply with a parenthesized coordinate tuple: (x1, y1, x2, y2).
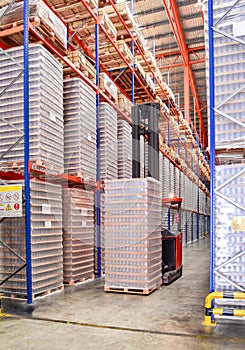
(104, 280, 162, 295)
(134, 59, 146, 79)
(0, 159, 45, 172)
(99, 3, 135, 39)
(0, 158, 64, 176)
(62, 51, 96, 82)
(99, 12, 117, 39)
(64, 274, 95, 286)
(63, 67, 96, 83)
(135, 52, 158, 73)
(0, 17, 66, 52)
(109, 66, 155, 103)
(70, 12, 117, 51)
(50, 0, 98, 23)
(100, 40, 133, 61)
(34, 285, 64, 298)
(98, 40, 133, 70)
(100, 88, 118, 103)
(70, 11, 117, 40)
(2, 285, 64, 300)
(118, 102, 131, 117)
(0, 0, 12, 7)
(100, 73, 118, 102)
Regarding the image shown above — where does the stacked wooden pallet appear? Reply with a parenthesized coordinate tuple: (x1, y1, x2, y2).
(0, 179, 63, 299)
(99, 40, 133, 70)
(0, 44, 64, 174)
(145, 73, 155, 94)
(69, 10, 117, 49)
(103, 178, 162, 294)
(135, 51, 170, 96)
(0, 0, 67, 50)
(134, 58, 146, 80)
(117, 91, 132, 117)
(0, 0, 11, 7)
(134, 26, 148, 54)
(49, 0, 98, 23)
(99, 3, 136, 40)
(99, 73, 118, 102)
(135, 52, 158, 74)
(63, 78, 96, 181)
(63, 188, 95, 285)
(65, 50, 96, 82)
(109, 66, 154, 104)
(99, 3, 147, 54)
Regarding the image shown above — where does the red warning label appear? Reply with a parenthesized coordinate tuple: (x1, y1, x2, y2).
(14, 203, 20, 210)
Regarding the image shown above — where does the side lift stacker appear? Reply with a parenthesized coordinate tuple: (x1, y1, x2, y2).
(132, 103, 183, 285)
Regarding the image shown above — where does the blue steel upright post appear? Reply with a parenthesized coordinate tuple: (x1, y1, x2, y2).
(23, 0, 33, 304)
(208, 0, 216, 293)
(95, 12, 101, 278)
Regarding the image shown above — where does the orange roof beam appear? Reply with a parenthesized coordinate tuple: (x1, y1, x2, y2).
(161, 0, 208, 149)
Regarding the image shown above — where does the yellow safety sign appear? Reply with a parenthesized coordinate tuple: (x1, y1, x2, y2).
(0, 184, 22, 217)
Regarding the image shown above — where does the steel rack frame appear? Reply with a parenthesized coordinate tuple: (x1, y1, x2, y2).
(203, 0, 245, 327)
(0, 0, 212, 301)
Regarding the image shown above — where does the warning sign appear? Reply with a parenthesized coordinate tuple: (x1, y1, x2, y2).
(6, 204, 12, 210)
(0, 184, 22, 217)
(14, 203, 20, 210)
(5, 193, 12, 201)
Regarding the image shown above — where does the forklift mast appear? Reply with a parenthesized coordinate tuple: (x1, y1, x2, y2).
(132, 102, 160, 180)
(132, 103, 183, 285)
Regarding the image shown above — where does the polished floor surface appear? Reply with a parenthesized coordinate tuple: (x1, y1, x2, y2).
(1, 238, 245, 350)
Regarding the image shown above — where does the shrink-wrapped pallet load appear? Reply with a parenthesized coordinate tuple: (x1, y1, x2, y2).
(103, 177, 162, 294)
(63, 78, 96, 181)
(0, 180, 63, 298)
(63, 188, 95, 284)
(0, 44, 64, 174)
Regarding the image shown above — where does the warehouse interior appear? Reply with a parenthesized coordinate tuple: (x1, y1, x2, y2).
(0, 0, 245, 349)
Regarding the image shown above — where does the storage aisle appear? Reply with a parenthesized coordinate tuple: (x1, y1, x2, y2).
(1, 238, 245, 350)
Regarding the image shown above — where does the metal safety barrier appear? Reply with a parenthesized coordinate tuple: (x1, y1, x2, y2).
(203, 291, 245, 327)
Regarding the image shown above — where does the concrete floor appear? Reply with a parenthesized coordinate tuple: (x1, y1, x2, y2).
(1, 238, 245, 350)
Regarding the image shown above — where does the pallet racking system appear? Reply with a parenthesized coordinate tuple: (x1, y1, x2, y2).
(0, 0, 211, 303)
